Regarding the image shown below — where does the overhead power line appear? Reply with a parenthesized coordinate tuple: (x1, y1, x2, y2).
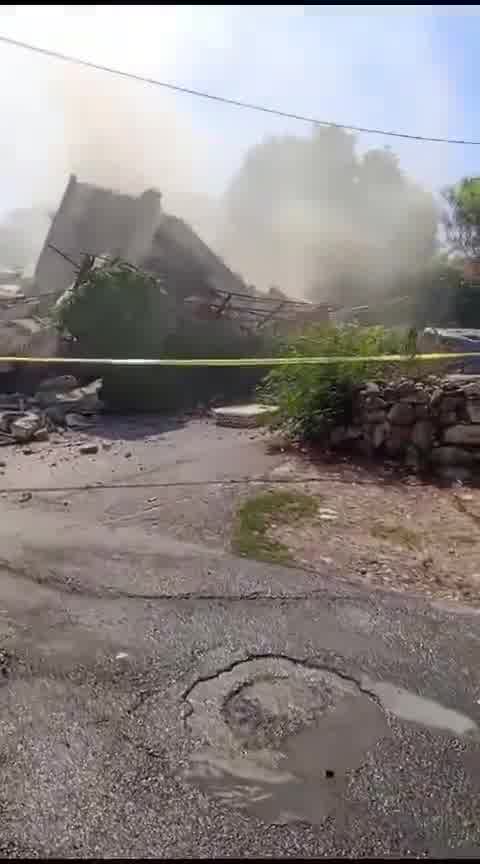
(0, 32, 479, 146)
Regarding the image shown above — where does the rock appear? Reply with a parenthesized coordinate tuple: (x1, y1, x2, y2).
(438, 411, 458, 427)
(33, 427, 49, 442)
(415, 404, 429, 419)
(405, 444, 423, 472)
(466, 401, 480, 423)
(370, 422, 389, 449)
(382, 387, 398, 402)
(444, 425, 480, 446)
(330, 427, 347, 447)
(436, 465, 472, 484)
(364, 395, 386, 411)
(365, 410, 387, 424)
(102, 441, 113, 451)
(38, 375, 78, 393)
(388, 402, 415, 425)
(18, 491, 32, 503)
(411, 420, 433, 452)
(44, 405, 67, 426)
(431, 446, 473, 466)
(22, 448, 33, 456)
(429, 388, 444, 410)
(318, 509, 338, 521)
(400, 387, 428, 404)
(10, 413, 42, 443)
(385, 424, 411, 455)
(395, 380, 417, 398)
(0, 411, 21, 433)
(462, 381, 480, 399)
(124, 451, 132, 459)
(79, 443, 99, 455)
(35, 379, 103, 417)
(0, 460, 6, 468)
(345, 425, 362, 440)
(65, 413, 93, 429)
(363, 382, 380, 394)
(440, 395, 463, 412)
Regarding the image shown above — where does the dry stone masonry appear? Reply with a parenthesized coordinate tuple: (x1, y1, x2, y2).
(328, 375, 480, 481)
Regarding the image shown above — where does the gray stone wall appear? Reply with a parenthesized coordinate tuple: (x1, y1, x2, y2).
(328, 375, 480, 481)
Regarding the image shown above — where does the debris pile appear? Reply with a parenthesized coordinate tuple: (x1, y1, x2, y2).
(0, 377, 103, 446)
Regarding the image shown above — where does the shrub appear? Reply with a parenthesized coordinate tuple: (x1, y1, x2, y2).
(57, 258, 271, 412)
(259, 324, 408, 441)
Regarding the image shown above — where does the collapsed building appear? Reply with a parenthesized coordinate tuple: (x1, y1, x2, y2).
(34, 174, 247, 303)
(0, 174, 332, 394)
(34, 174, 332, 328)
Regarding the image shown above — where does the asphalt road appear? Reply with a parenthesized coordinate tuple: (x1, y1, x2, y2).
(1, 418, 480, 858)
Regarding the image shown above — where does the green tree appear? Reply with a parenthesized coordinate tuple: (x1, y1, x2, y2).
(57, 258, 268, 411)
(443, 177, 480, 259)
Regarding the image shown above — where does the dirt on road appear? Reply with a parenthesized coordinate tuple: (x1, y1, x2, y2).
(1, 414, 480, 607)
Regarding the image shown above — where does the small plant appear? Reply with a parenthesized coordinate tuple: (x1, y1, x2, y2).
(232, 489, 318, 563)
(259, 324, 408, 442)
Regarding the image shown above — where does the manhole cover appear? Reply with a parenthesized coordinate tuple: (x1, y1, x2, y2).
(183, 656, 389, 825)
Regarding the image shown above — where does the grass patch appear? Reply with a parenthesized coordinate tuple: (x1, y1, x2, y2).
(232, 489, 318, 564)
(370, 521, 421, 550)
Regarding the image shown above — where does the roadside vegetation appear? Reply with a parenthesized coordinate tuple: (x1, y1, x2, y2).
(259, 323, 410, 442)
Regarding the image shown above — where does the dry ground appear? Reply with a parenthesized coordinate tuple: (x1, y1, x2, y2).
(260, 451, 480, 605)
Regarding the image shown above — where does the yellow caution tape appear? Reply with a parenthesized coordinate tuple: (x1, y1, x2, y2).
(0, 353, 479, 366)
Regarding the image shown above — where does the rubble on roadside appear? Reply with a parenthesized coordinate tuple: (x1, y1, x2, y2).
(0, 377, 103, 445)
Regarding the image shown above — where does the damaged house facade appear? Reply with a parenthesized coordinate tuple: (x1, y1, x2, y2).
(0, 174, 331, 393)
(34, 174, 331, 332)
(34, 174, 247, 305)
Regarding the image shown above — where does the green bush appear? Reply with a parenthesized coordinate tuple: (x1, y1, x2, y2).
(57, 258, 271, 412)
(259, 324, 408, 441)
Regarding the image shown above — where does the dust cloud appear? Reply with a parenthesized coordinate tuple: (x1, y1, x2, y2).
(219, 130, 440, 302)
(1, 46, 443, 305)
(56, 65, 216, 231)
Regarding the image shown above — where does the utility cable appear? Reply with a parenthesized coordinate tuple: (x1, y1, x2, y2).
(0, 33, 479, 145)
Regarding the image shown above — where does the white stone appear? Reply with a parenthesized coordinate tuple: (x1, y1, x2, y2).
(10, 413, 42, 443)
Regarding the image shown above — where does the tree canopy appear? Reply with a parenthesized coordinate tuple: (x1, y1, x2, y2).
(443, 177, 480, 259)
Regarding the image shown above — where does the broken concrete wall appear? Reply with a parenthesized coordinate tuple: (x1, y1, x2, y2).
(143, 211, 247, 299)
(33, 175, 162, 297)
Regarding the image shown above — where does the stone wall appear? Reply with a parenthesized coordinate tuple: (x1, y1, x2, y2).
(329, 375, 480, 481)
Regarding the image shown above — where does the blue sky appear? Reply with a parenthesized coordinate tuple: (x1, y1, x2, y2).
(1, 5, 480, 215)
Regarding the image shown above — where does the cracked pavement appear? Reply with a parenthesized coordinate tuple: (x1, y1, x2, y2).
(1, 418, 480, 857)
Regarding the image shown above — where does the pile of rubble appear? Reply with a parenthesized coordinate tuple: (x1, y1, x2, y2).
(0, 376, 103, 445)
(326, 374, 480, 481)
